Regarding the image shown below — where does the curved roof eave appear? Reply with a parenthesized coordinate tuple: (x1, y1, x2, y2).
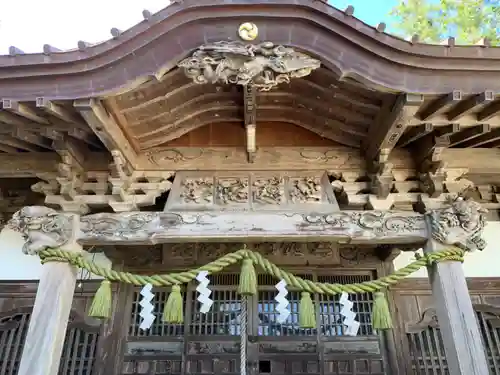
(1, 0, 500, 100)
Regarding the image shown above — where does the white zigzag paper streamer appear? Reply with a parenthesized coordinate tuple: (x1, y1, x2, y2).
(139, 283, 155, 331)
(339, 292, 360, 336)
(196, 271, 213, 314)
(275, 280, 290, 323)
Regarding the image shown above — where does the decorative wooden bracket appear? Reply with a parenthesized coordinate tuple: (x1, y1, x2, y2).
(365, 94, 424, 198)
(415, 134, 450, 198)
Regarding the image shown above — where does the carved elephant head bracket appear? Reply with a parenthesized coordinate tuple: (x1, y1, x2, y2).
(177, 41, 321, 91)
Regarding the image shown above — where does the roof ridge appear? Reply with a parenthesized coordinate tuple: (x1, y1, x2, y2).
(1, 1, 495, 58)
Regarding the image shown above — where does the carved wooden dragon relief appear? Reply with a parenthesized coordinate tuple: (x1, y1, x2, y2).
(178, 41, 321, 91)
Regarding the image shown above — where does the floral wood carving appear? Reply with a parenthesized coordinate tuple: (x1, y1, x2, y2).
(216, 178, 249, 204)
(253, 177, 285, 205)
(178, 41, 321, 91)
(8, 206, 73, 255)
(426, 196, 487, 251)
(181, 178, 214, 204)
(289, 177, 322, 203)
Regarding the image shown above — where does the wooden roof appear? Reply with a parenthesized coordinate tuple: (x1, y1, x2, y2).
(2, 0, 500, 100)
(1, 0, 500, 216)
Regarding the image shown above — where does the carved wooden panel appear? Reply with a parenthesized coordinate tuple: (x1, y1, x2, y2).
(165, 171, 338, 211)
(159, 242, 341, 271)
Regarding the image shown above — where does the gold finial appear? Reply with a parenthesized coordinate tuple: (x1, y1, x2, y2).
(238, 22, 258, 41)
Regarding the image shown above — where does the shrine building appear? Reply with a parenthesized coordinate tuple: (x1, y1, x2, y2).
(0, 1, 500, 375)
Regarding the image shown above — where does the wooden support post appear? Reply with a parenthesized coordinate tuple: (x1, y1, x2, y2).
(14, 208, 83, 375)
(422, 196, 489, 374)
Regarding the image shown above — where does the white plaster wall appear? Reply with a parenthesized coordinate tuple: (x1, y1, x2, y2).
(393, 221, 500, 278)
(0, 227, 109, 280)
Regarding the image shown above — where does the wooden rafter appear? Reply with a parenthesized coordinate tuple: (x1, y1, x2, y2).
(446, 91, 494, 121)
(457, 127, 500, 148)
(398, 123, 433, 147)
(364, 94, 423, 161)
(74, 98, 138, 166)
(36, 98, 86, 126)
(448, 124, 491, 147)
(1, 99, 49, 124)
(417, 91, 462, 121)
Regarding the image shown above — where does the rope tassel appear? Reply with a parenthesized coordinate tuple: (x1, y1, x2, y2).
(238, 258, 257, 296)
(299, 291, 316, 328)
(372, 291, 392, 330)
(163, 285, 184, 324)
(88, 280, 112, 319)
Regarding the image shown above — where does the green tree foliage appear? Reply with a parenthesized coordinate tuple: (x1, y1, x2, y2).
(390, 0, 500, 45)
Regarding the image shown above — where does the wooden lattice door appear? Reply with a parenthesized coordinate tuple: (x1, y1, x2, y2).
(0, 308, 100, 375)
(405, 304, 500, 374)
(124, 274, 244, 375)
(124, 272, 387, 375)
(249, 273, 386, 375)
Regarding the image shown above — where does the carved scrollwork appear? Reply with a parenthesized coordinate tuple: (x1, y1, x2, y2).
(178, 41, 321, 91)
(303, 211, 425, 235)
(7, 206, 73, 255)
(426, 196, 487, 251)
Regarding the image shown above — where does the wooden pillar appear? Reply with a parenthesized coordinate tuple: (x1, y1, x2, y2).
(422, 196, 489, 374)
(10, 208, 83, 375)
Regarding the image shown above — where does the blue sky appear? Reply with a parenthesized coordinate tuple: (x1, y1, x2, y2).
(0, 0, 399, 54)
(330, 0, 398, 29)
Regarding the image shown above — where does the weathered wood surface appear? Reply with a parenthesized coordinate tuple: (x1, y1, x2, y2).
(422, 200, 489, 375)
(9, 206, 427, 247)
(16, 214, 83, 375)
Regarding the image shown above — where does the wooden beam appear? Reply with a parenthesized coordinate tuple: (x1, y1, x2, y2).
(477, 100, 500, 121)
(11, 129, 53, 150)
(418, 91, 462, 120)
(67, 128, 102, 148)
(16, 215, 83, 375)
(398, 123, 433, 147)
(448, 124, 491, 147)
(0, 135, 45, 152)
(458, 127, 500, 148)
(74, 99, 137, 166)
(446, 91, 494, 121)
(1, 99, 50, 124)
(36, 98, 85, 125)
(436, 123, 460, 136)
(365, 93, 423, 160)
(422, 202, 489, 374)
(12, 207, 428, 245)
(0, 144, 19, 153)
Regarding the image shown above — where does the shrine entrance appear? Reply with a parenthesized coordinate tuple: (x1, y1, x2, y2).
(121, 255, 388, 375)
